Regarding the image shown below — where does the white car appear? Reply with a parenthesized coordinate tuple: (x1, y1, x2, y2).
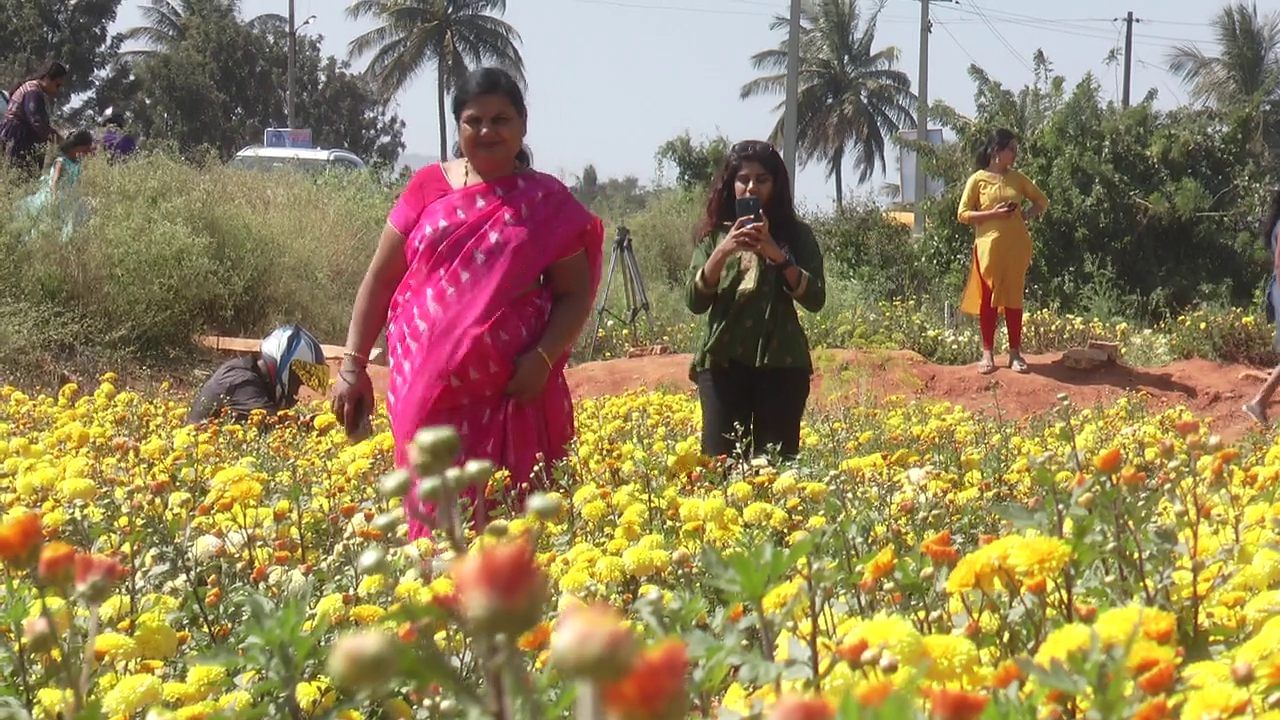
(229, 146, 366, 173)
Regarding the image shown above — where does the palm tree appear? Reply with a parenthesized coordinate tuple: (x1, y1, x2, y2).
(120, 0, 240, 56)
(346, 0, 524, 161)
(741, 0, 915, 211)
(1166, 2, 1280, 108)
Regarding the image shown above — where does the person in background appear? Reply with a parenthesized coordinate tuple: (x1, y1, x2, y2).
(332, 67, 603, 538)
(18, 128, 93, 243)
(685, 140, 826, 461)
(1, 62, 67, 175)
(1244, 189, 1280, 425)
(187, 325, 331, 425)
(956, 128, 1049, 375)
(98, 107, 138, 162)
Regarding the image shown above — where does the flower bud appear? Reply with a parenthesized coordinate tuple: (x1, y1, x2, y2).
(378, 469, 412, 498)
(768, 696, 834, 720)
(878, 653, 899, 674)
(23, 615, 56, 653)
(860, 647, 882, 667)
(416, 476, 446, 503)
(410, 426, 460, 477)
(358, 546, 389, 576)
(38, 541, 76, 589)
(74, 553, 126, 605)
(549, 601, 637, 680)
(450, 535, 546, 636)
(485, 520, 509, 538)
(327, 630, 397, 691)
(372, 510, 404, 535)
(525, 492, 565, 522)
(443, 467, 465, 493)
(462, 459, 495, 489)
(1232, 660, 1254, 686)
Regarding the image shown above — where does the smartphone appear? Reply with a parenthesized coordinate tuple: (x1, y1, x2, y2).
(735, 196, 763, 223)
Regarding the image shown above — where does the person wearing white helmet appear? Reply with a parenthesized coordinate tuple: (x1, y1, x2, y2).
(186, 324, 331, 424)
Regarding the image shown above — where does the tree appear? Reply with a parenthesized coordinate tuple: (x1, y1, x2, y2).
(1167, 2, 1280, 109)
(655, 132, 730, 190)
(0, 0, 123, 97)
(346, 0, 524, 160)
(740, 0, 915, 210)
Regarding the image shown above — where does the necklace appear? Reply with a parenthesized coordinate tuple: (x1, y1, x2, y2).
(461, 158, 522, 187)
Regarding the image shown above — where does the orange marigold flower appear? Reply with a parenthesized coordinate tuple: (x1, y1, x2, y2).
(1142, 614, 1176, 645)
(73, 553, 126, 604)
(928, 688, 988, 720)
(1094, 448, 1123, 475)
(854, 681, 894, 708)
(1119, 466, 1147, 488)
(517, 622, 551, 653)
(1136, 661, 1176, 695)
(37, 541, 76, 587)
(836, 638, 869, 665)
(0, 512, 42, 567)
(602, 639, 688, 720)
(1133, 698, 1171, 720)
(990, 660, 1022, 690)
(450, 534, 546, 636)
(859, 546, 896, 592)
(921, 531, 959, 566)
(768, 696, 833, 720)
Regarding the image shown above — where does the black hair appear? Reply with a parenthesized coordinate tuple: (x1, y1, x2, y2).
(975, 128, 1018, 170)
(451, 66, 530, 167)
(695, 140, 799, 242)
(59, 129, 94, 156)
(12, 61, 68, 94)
(1264, 188, 1280, 254)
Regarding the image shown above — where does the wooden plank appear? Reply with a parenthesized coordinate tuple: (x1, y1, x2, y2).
(198, 336, 386, 365)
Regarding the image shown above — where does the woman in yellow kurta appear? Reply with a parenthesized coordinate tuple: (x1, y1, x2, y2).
(957, 128, 1048, 374)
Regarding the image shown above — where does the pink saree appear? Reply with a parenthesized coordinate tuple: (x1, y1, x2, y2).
(385, 165, 604, 539)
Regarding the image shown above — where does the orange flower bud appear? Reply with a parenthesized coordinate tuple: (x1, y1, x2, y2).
(602, 639, 688, 720)
(38, 541, 76, 588)
(73, 553, 125, 604)
(928, 688, 989, 720)
(450, 535, 546, 636)
(0, 511, 43, 568)
(549, 601, 636, 681)
(1094, 448, 1123, 475)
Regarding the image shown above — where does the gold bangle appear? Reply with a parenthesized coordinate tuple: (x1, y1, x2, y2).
(535, 346, 554, 369)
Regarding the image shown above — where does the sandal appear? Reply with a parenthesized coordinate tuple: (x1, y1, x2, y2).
(977, 357, 997, 375)
(1243, 402, 1268, 426)
(1009, 355, 1029, 374)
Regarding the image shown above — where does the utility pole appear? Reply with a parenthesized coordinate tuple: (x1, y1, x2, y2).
(783, 0, 801, 191)
(1121, 11, 1138, 108)
(913, 0, 930, 237)
(287, 0, 296, 128)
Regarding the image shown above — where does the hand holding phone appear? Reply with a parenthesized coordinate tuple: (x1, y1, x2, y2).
(735, 195, 763, 223)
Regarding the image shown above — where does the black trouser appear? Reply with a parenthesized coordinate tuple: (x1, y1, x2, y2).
(696, 363, 811, 459)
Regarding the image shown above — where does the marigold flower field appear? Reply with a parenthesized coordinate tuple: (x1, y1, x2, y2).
(3, 376, 1280, 719)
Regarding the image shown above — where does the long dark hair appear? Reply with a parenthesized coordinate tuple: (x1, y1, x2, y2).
(1263, 188, 1280, 254)
(695, 140, 798, 242)
(975, 128, 1017, 170)
(12, 60, 67, 94)
(451, 66, 531, 167)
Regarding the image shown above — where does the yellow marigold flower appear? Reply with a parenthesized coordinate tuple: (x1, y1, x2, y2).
(94, 631, 140, 664)
(101, 673, 162, 717)
(559, 569, 592, 596)
(134, 616, 180, 660)
(350, 604, 387, 625)
(314, 593, 348, 625)
(762, 579, 803, 615)
(581, 499, 610, 524)
(162, 681, 199, 705)
(593, 555, 626, 585)
(55, 476, 97, 503)
(1004, 535, 1072, 585)
(921, 634, 982, 687)
(175, 701, 220, 720)
(295, 680, 336, 715)
(33, 687, 73, 720)
(218, 690, 254, 712)
(186, 664, 228, 692)
(743, 501, 780, 526)
(357, 574, 389, 599)
(1181, 682, 1251, 718)
(1034, 623, 1093, 668)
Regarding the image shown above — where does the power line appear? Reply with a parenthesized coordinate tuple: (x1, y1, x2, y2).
(934, 17, 981, 68)
(965, 1, 1034, 72)
(565, 0, 771, 17)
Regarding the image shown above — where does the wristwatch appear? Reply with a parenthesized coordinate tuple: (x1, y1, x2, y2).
(770, 248, 796, 271)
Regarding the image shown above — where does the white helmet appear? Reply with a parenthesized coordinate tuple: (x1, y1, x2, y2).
(259, 324, 329, 406)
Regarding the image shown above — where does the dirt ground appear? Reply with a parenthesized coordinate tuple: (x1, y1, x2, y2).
(320, 349, 1270, 441)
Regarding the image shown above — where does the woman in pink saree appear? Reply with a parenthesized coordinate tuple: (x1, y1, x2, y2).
(333, 68, 603, 538)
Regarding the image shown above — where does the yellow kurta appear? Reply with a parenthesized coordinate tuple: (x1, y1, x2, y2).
(956, 169, 1047, 316)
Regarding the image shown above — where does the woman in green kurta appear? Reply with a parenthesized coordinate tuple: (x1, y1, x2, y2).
(686, 140, 826, 459)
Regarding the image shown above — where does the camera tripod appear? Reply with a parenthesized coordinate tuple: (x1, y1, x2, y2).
(587, 225, 652, 361)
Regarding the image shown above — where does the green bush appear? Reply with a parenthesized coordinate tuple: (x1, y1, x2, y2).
(0, 153, 391, 378)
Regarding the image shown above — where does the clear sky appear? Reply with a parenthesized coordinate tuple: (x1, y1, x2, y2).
(111, 0, 1225, 210)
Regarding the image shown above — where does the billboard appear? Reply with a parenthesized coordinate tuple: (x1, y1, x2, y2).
(897, 128, 945, 204)
(264, 128, 314, 149)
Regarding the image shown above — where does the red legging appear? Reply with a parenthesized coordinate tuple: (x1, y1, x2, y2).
(979, 274, 1022, 351)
